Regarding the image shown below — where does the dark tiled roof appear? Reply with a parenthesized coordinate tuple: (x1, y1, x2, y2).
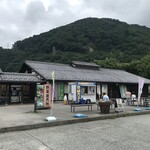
(24, 60, 150, 84)
(0, 72, 41, 83)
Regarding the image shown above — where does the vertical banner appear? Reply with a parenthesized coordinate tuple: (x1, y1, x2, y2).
(138, 77, 145, 103)
(119, 85, 127, 98)
(50, 71, 55, 115)
(51, 71, 55, 104)
(54, 83, 58, 101)
(45, 71, 57, 121)
(102, 84, 108, 95)
(57, 83, 60, 100)
(44, 84, 52, 108)
(58, 82, 64, 100)
(60, 82, 64, 100)
(77, 85, 81, 103)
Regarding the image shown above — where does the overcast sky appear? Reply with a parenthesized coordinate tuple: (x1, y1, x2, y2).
(0, 0, 150, 48)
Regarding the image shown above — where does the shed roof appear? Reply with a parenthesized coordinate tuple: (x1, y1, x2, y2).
(22, 60, 150, 84)
(0, 71, 41, 83)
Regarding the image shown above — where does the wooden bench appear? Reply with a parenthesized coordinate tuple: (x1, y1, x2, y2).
(70, 103, 93, 112)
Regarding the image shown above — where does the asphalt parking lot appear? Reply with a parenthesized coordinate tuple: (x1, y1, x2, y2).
(0, 102, 150, 133)
(0, 114, 150, 150)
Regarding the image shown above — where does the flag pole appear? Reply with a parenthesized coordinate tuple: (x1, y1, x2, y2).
(51, 71, 55, 115)
(46, 71, 57, 121)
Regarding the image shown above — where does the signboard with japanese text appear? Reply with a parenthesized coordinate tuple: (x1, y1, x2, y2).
(44, 84, 52, 108)
(36, 84, 44, 109)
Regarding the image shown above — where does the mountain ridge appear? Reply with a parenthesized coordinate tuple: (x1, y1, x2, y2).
(0, 17, 150, 78)
(13, 17, 150, 57)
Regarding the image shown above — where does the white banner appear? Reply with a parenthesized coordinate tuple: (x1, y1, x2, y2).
(138, 77, 145, 103)
(51, 71, 55, 115)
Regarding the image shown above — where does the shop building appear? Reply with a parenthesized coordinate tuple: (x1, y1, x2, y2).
(19, 60, 150, 102)
(0, 69, 41, 105)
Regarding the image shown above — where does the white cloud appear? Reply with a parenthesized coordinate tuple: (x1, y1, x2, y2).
(0, 0, 150, 48)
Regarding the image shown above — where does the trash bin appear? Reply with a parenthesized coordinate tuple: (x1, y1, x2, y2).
(98, 101, 111, 114)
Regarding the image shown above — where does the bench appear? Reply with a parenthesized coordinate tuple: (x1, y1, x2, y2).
(70, 103, 93, 112)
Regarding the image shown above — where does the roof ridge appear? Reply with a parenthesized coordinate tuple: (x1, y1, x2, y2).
(100, 68, 125, 71)
(72, 60, 99, 67)
(3, 72, 37, 76)
(25, 60, 69, 66)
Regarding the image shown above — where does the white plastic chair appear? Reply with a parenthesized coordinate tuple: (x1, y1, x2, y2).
(115, 98, 124, 112)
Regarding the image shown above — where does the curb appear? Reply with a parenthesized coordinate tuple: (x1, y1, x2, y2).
(0, 111, 150, 133)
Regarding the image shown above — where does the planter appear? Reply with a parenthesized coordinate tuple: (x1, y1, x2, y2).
(98, 101, 111, 114)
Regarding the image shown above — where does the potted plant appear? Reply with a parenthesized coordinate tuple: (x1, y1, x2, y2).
(98, 100, 111, 114)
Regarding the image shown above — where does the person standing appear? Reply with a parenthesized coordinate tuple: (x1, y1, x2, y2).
(131, 92, 136, 101)
(126, 91, 131, 105)
(125, 91, 131, 99)
(103, 93, 109, 101)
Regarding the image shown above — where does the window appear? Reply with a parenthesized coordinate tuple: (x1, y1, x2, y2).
(88, 86, 95, 94)
(81, 86, 88, 94)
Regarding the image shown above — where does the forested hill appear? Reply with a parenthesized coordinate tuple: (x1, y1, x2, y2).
(0, 17, 150, 78)
(13, 17, 150, 61)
